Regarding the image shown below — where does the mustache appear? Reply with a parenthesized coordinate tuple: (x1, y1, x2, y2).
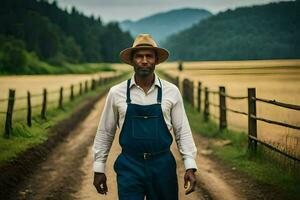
(136, 63, 155, 67)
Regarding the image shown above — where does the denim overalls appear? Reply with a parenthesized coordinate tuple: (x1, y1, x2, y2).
(113, 78, 178, 200)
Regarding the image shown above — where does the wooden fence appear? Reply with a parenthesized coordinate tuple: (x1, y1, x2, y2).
(161, 71, 300, 162)
(0, 74, 122, 138)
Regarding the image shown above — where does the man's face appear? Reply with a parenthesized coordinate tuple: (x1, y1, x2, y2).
(132, 49, 156, 77)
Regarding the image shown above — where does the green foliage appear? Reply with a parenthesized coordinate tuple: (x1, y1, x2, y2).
(0, 36, 117, 75)
(101, 22, 133, 62)
(163, 1, 300, 60)
(0, 36, 27, 73)
(0, 0, 133, 74)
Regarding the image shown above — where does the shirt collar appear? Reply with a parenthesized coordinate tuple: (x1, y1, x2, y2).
(130, 73, 161, 88)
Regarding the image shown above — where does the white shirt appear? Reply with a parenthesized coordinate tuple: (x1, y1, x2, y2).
(93, 73, 198, 173)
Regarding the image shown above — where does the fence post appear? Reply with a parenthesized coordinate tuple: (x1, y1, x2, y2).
(84, 80, 88, 93)
(248, 88, 257, 151)
(219, 86, 227, 131)
(70, 84, 74, 101)
(197, 81, 202, 112)
(183, 79, 188, 101)
(182, 79, 185, 99)
(190, 80, 194, 107)
(79, 83, 83, 96)
(178, 61, 183, 71)
(187, 79, 191, 103)
(27, 91, 32, 127)
(91, 79, 96, 90)
(99, 77, 103, 86)
(5, 89, 15, 138)
(204, 87, 209, 121)
(186, 79, 189, 102)
(175, 76, 179, 88)
(98, 77, 102, 86)
(58, 87, 63, 109)
(41, 88, 47, 119)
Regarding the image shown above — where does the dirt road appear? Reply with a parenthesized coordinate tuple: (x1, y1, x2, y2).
(12, 95, 263, 200)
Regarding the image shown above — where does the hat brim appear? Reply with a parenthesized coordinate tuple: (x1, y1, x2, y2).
(120, 46, 169, 65)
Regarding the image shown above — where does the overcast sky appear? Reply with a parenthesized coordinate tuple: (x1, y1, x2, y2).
(53, 0, 292, 23)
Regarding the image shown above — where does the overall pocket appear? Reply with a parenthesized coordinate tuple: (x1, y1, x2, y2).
(132, 115, 159, 139)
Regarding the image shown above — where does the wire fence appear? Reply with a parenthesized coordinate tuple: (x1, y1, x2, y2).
(160, 70, 300, 163)
(1, 73, 123, 138)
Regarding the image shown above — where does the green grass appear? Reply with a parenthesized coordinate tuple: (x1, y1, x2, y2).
(57, 63, 116, 74)
(0, 73, 129, 166)
(0, 49, 116, 75)
(185, 102, 300, 199)
(26, 62, 116, 75)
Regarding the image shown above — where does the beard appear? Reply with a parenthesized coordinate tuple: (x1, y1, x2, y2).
(134, 64, 155, 77)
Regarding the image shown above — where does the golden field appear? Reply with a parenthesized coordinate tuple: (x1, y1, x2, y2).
(0, 71, 119, 128)
(0, 60, 299, 156)
(160, 60, 300, 157)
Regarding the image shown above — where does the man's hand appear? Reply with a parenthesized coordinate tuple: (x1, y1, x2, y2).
(184, 169, 197, 195)
(93, 172, 108, 195)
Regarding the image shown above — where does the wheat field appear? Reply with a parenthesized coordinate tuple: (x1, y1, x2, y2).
(0, 72, 118, 130)
(1, 60, 299, 156)
(160, 60, 300, 157)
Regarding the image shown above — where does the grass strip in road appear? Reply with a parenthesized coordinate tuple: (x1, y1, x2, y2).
(0, 73, 129, 166)
(185, 102, 300, 200)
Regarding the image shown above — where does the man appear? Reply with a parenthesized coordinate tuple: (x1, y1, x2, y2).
(93, 34, 198, 200)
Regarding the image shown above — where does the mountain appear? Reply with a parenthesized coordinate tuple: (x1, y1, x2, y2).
(119, 8, 212, 43)
(163, 1, 300, 61)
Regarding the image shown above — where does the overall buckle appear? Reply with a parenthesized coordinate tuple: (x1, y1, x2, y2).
(143, 152, 151, 160)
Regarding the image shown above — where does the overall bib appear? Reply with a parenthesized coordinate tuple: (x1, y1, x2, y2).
(114, 78, 178, 200)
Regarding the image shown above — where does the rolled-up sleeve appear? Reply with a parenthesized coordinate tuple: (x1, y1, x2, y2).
(93, 88, 118, 173)
(171, 88, 198, 171)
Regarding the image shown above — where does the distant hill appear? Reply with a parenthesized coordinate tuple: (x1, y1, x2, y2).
(119, 8, 212, 43)
(163, 1, 300, 61)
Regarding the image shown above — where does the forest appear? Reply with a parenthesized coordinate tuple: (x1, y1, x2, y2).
(0, 0, 133, 74)
(163, 1, 300, 61)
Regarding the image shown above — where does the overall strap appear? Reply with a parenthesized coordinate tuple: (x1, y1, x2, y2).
(157, 78, 162, 104)
(126, 79, 131, 104)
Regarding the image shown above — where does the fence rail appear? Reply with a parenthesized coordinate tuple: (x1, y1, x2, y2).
(30, 93, 44, 98)
(226, 107, 248, 116)
(1, 74, 122, 137)
(31, 104, 42, 109)
(14, 107, 28, 112)
(162, 72, 300, 162)
(250, 114, 300, 131)
(220, 92, 248, 100)
(254, 97, 300, 110)
(249, 135, 300, 162)
(0, 98, 9, 102)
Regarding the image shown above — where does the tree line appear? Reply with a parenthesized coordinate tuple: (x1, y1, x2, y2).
(0, 0, 133, 74)
(163, 1, 300, 61)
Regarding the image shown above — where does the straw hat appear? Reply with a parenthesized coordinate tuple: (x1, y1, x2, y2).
(120, 34, 169, 65)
